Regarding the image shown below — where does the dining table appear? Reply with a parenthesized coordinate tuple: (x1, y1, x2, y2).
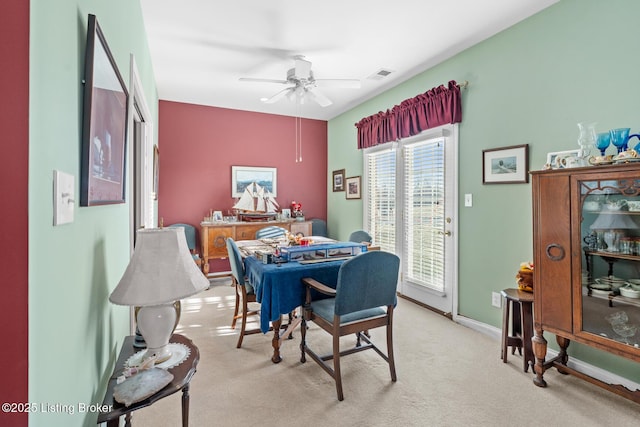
(242, 245, 348, 363)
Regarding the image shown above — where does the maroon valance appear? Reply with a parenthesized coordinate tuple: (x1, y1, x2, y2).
(355, 80, 462, 149)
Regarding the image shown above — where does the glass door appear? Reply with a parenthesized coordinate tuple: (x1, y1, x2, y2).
(364, 124, 458, 316)
(577, 172, 640, 352)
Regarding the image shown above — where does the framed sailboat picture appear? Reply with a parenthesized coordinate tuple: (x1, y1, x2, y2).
(231, 166, 277, 197)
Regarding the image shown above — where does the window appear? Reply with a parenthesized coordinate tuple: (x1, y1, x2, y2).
(365, 148, 396, 253)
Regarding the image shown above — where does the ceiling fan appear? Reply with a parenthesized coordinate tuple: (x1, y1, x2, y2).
(239, 56, 360, 107)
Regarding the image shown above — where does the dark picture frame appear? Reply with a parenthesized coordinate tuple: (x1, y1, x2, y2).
(332, 169, 345, 192)
(345, 176, 362, 199)
(80, 14, 129, 206)
(482, 144, 529, 184)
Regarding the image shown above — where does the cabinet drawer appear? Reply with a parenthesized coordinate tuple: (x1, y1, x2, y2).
(206, 227, 233, 258)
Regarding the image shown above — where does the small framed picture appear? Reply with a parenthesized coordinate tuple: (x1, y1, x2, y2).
(212, 210, 223, 222)
(546, 149, 581, 169)
(281, 208, 291, 219)
(345, 176, 361, 199)
(332, 169, 345, 192)
(482, 144, 529, 184)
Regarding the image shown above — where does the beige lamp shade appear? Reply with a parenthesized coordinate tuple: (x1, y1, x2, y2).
(110, 227, 209, 306)
(589, 212, 638, 230)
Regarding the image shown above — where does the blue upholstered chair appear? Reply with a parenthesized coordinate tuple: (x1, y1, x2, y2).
(348, 229, 372, 244)
(300, 250, 400, 401)
(255, 226, 287, 239)
(226, 238, 261, 348)
(310, 218, 328, 237)
(167, 223, 203, 270)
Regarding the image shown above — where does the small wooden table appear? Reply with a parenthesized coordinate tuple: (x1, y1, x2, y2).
(97, 334, 199, 427)
(501, 288, 534, 372)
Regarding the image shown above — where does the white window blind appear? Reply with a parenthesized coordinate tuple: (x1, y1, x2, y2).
(365, 149, 396, 252)
(403, 138, 445, 291)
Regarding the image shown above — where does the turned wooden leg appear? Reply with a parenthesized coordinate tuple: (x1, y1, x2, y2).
(520, 301, 535, 373)
(181, 384, 190, 427)
(271, 317, 282, 363)
(555, 335, 571, 375)
(300, 316, 307, 363)
(532, 328, 548, 388)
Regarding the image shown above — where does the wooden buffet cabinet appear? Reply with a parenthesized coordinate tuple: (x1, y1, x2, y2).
(200, 220, 312, 274)
(531, 163, 640, 403)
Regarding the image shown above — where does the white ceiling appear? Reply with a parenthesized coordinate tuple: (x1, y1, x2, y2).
(140, 0, 557, 120)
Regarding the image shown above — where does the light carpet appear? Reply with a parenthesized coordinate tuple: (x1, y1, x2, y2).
(132, 279, 639, 426)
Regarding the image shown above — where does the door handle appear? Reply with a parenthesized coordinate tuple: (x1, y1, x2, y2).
(438, 230, 452, 236)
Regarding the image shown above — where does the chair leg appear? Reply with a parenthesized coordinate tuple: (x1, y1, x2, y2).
(386, 322, 397, 382)
(231, 283, 240, 330)
(300, 317, 307, 363)
(236, 295, 248, 349)
(333, 332, 344, 401)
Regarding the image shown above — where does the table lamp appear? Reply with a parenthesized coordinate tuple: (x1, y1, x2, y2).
(110, 227, 209, 363)
(590, 210, 638, 252)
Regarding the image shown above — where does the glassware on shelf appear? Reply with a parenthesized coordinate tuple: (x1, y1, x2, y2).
(577, 122, 596, 165)
(610, 128, 631, 153)
(595, 132, 611, 156)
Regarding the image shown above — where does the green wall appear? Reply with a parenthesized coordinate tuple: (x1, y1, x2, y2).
(29, 1, 157, 425)
(328, 0, 640, 383)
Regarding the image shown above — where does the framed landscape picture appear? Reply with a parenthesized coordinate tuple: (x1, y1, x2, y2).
(482, 144, 529, 184)
(231, 166, 277, 197)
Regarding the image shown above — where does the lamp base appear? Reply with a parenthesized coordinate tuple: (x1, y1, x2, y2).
(136, 302, 181, 364)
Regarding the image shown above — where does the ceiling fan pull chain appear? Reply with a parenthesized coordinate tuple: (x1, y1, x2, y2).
(298, 116, 303, 162)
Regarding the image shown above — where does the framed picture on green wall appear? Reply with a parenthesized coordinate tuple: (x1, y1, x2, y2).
(333, 169, 345, 192)
(80, 14, 129, 206)
(345, 176, 361, 199)
(482, 144, 529, 184)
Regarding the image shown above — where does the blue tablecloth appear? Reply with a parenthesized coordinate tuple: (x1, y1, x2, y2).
(244, 256, 344, 333)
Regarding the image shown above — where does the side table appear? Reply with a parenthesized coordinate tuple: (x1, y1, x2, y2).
(500, 288, 534, 373)
(97, 334, 199, 427)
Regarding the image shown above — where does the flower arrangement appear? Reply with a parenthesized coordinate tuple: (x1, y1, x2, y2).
(516, 261, 534, 293)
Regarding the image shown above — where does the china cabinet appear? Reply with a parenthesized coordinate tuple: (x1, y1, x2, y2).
(200, 220, 312, 274)
(531, 163, 640, 403)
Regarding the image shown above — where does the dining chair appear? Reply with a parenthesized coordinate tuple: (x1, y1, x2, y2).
(310, 218, 328, 237)
(255, 226, 287, 239)
(348, 229, 372, 244)
(300, 250, 400, 401)
(167, 223, 203, 270)
(226, 237, 262, 348)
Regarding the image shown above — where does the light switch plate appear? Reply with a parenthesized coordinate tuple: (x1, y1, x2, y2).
(54, 170, 75, 225)
(464, 193, 473, 207)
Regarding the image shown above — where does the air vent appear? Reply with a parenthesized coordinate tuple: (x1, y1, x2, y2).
(367, 68, 394, 80)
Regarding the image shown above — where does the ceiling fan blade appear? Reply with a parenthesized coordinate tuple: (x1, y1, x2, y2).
(239, 77, 288, 84)
(315, 79, 361, 89)
(307, 87, 332, 107)
(294, 57, 312, 79)
(263, 87, 293, 104)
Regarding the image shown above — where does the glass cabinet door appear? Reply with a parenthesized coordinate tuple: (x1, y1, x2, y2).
(579, 176, 640, 350)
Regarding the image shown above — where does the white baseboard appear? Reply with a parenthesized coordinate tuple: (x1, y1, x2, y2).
(455, 315, 640, 392)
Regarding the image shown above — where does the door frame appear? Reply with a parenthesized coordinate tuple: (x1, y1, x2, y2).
(372, 124, 459, 318)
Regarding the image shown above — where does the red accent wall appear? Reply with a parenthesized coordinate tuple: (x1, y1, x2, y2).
(158, 101, 328, 269)
(0, 1, 29, 426)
